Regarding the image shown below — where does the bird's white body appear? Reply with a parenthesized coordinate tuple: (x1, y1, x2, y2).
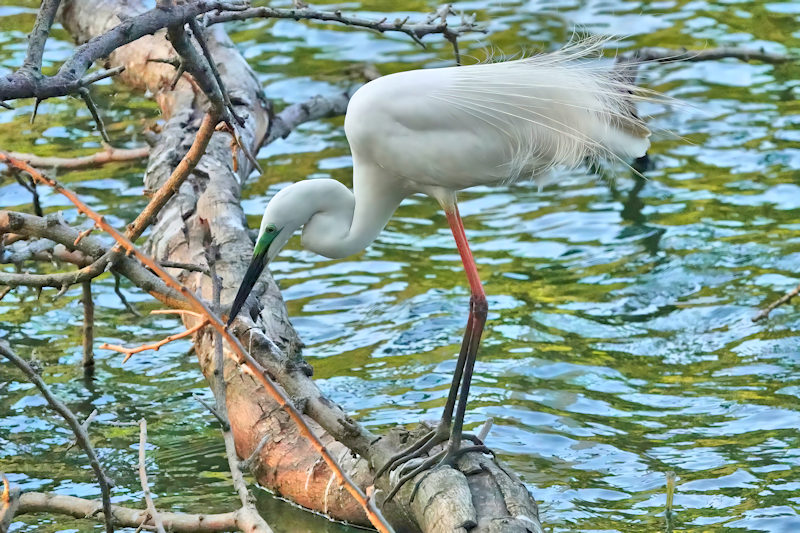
(258, 44, 651, 262)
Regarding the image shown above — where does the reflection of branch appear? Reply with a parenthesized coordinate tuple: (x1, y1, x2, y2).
(625, 47, 795, 64)
(81, 281, 94, 373)
(753, 282, 800, 322)
(0, 341, 114, 533)
(17, 491, 242, 532)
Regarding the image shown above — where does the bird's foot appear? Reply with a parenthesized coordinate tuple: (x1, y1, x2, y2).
(374, 423, 449, 481)
(383, 437, 493, 503)
(375, 421, 486, 481)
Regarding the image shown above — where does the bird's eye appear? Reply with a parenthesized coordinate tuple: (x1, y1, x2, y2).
(267, 225, 276, 233)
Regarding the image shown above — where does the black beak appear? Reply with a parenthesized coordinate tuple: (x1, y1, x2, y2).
(227, 250, 268, 326)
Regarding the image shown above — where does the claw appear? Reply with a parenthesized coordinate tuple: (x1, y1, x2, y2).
(384, 449, 446, 503)
(375, 429, 437, 479)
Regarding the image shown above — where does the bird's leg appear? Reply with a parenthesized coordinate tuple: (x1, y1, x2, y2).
(374, 312, 475, 479)
(382, 204, 493, 501)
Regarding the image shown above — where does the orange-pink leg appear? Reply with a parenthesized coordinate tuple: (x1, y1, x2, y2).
(382, 203, 493, 501)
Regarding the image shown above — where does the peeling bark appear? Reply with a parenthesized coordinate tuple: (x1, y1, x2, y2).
(58, 1, 542, 531)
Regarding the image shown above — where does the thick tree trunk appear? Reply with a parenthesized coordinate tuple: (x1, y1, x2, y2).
(59, 1, 542, 531)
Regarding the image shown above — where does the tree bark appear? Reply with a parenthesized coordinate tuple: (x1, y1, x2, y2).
(59, 1, 542, 531)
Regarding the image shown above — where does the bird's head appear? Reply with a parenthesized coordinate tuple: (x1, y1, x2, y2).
(226, 188, 311, 326)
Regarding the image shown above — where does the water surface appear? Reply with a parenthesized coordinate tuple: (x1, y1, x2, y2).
(2, 0, 800, 531)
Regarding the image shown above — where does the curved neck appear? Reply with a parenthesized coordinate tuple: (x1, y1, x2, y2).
(298, 164, 406, 259)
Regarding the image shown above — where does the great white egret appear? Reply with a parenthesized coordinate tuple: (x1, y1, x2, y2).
(227, 39, 652, 498)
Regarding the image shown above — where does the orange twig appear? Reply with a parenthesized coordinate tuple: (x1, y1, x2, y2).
(125, 113, 218, 242)
(0, 153, 395, 533)
(150, 309, 204, 318)
(100, 320, 208, 363)
(73, 227, 93, 246)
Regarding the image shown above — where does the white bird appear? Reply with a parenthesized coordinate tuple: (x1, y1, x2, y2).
(227, 39, 652, 498)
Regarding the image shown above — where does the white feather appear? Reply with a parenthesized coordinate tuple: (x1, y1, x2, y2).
(344, 38, 652, 190)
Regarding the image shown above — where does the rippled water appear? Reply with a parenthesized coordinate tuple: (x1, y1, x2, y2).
(2, 0, 800, 531)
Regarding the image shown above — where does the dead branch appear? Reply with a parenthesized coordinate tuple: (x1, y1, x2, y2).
(0, 0, 251, 102)
(753, 281, 800, 321)
(3, 146, 149, 170)
(20, 0, 61, 74)
(17, 491, 244, 532)
(0, 341, 114, 533)
(206, 4, 483, 44)
(125, 113, 218, 242)
(629, 46, 795, 64)
(261, 92, 353, 148)
(138, 419, 166, 533)
(100, 319, 209, 363)
(0, 209, 184, 308)
(0, 210, 186, 308)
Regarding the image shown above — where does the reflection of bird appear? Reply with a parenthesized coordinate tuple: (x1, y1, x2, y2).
(228, 40, 651, 499)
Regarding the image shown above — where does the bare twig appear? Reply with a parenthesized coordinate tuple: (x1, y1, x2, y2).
(21, 0, 62, 73)
(0, 341, 114, 533)
(100, 320, 208, 363)
(138, 419, 166, 533)
(125, 113, 218, 242)
(159, 261, 210, 275)
(206, 5, 484, 44)
(753, 282, 800, 322)
(628, 46, 795, 64)
(17, 491, 244, 532)
(81, 281, 94, 374)
(4, 146, 149, 170)
(77, 87, 111, 143)
(113, 272, 141, 316)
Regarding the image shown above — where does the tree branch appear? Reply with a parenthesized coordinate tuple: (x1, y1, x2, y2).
(206, 4, 484, 44)
(0, 0, 251, 102)
(627, 46, 795, 64)
(0, 209, 184, 308)
(21, 0, 62, 73)
(2, 146, 148, 171)
(17, 491, 244, 532)
(0, 342, 114, 533)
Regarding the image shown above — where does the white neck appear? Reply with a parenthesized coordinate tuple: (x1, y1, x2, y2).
(274, 164, 408, 260)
